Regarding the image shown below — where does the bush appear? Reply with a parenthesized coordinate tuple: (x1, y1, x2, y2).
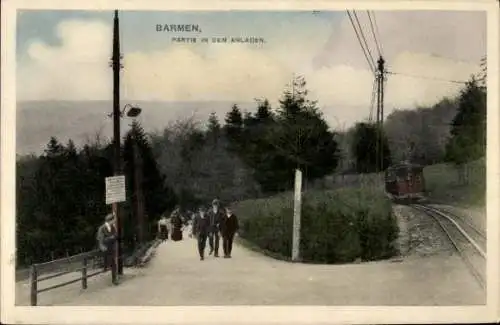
(234, 187, 398, 264)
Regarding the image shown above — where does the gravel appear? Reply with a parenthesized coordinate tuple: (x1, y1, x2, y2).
(393, 204, 455, 257)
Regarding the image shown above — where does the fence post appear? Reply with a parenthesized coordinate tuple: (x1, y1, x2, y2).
(30, 265, 38, 306)
(82, 257, 88, 290)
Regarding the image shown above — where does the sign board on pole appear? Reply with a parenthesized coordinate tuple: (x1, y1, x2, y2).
(292, 169, 302, 262)
(105, 175, 126, 205)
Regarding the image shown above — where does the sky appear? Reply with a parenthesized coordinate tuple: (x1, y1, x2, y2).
(16, 10, 486, 127)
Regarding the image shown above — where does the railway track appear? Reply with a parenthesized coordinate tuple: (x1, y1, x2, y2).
(410, 203, 486, 290)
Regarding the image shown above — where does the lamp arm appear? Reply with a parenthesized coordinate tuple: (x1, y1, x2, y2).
(121, 104, 132, 115)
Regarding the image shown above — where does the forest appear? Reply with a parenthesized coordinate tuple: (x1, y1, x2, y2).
(16, 72, 486, 266)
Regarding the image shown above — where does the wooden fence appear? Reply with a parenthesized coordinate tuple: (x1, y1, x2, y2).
(311, 172, 384, 191)
(28, 238, 161, 306)
(29, 249, 108, 306)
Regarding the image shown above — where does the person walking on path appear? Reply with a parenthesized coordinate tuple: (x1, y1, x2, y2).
(221, 207, 239, 258)
(96, 213, 119, 285)
(207, 199, 224, 257)
(170, 206, 184, 242)
(157, 215, 169, 242)
(192, 206, 210, 260)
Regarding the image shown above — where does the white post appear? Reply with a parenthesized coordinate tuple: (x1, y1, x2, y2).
(292, 168, 303, 262)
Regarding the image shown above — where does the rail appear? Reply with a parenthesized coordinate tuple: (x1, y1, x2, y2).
(29, 249, 121, 306)
(411, 204, 486, 289)
(414, 204, 486, 257)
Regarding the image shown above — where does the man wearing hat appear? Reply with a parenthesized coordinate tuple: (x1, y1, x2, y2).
(206, 199, 224, 257)
(192, 206, 210, 260)
(96, 213, 118, 285)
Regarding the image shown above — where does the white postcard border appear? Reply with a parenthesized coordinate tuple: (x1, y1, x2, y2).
(2, 0, 499, 324)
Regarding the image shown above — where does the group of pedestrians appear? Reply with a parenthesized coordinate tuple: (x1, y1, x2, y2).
(157, 205, 185, 242)
(95, 199, 240, 286)
(191, 199, 239, 261)
(156, 199, 239, 261)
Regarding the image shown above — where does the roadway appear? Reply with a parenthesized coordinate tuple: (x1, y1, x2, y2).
(16, 228, 485, 306)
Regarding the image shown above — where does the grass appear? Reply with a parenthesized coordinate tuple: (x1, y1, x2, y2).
(235, 236, 293, 262)
(423, 158, 485, 207)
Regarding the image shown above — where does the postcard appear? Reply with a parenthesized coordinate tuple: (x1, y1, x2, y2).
(1, 0, 499, 324)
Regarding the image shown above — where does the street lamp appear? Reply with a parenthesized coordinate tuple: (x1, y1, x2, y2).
(108, 104, 142, 118)
(124, 104, 142, 118)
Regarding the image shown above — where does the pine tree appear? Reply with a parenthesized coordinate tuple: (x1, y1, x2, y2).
(44, 136, 64, 158)
(123, 121, 177, 245)
(259, 76, 340, 191)
(256, 99, 273, 120)
(207, 112, 221, 145)
(224, 104, 244, 150)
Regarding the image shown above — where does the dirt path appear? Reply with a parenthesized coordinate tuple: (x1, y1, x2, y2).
(47, 228, 485, 306)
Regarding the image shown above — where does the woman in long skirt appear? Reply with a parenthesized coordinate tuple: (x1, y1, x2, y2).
(170, 207, 183, 241)
(157, 216, 169, 242)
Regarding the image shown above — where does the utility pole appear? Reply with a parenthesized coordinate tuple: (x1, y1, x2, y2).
(375, 56, 385, 172)
(112, 10, 124, 275)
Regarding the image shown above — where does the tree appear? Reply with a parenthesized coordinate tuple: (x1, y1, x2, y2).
(256, 99, 273, 120)
(207, 112, 221, 145)
(151, 115, 261, 206)
(478, 56, 486, 89)
(224, 104, 244, 151)
(260, 76, 340, 191)
(445, 77, 486, 183)
(351, 122, 391, 173)
(123, 121, 177, 245)
(16, 128, 179, 266)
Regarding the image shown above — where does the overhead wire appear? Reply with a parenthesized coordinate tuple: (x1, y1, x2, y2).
(386, 71, 468, 84)
(368, 11, 383, 57)
(346, 10, 376, 74)
(346, 10, 380, 121)
(352, 10, 376, 70)
(366, 11, 382, 57)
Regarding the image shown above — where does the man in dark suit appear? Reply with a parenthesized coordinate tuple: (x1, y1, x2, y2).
(221, 207, 239, 258)
(192, 206, 210, 260)
(206, 199, 224, 257)
(96, 213, 118, 285)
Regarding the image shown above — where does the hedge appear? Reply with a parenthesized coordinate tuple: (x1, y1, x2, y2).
(234, 187, 398, 264)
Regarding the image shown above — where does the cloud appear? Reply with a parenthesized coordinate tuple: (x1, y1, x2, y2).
(18, 20, 113, 101)
(314, 10, 486, 68)
(17, 12, 485, 127)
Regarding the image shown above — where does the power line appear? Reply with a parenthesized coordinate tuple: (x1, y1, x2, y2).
(386, 71, 468, 84)
(346, 10, 375, 74)
(352, 10, 376, 69)
(366, 11, 382, 57)
(370, 11, 383, 56)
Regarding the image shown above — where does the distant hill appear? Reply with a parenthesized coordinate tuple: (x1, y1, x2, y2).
(16, 100, 257, 156)
(16, 99, 458, 163)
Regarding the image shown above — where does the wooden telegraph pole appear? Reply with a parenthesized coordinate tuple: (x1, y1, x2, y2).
(112, 10, 124, 275)
(375, 56, 386, 172)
